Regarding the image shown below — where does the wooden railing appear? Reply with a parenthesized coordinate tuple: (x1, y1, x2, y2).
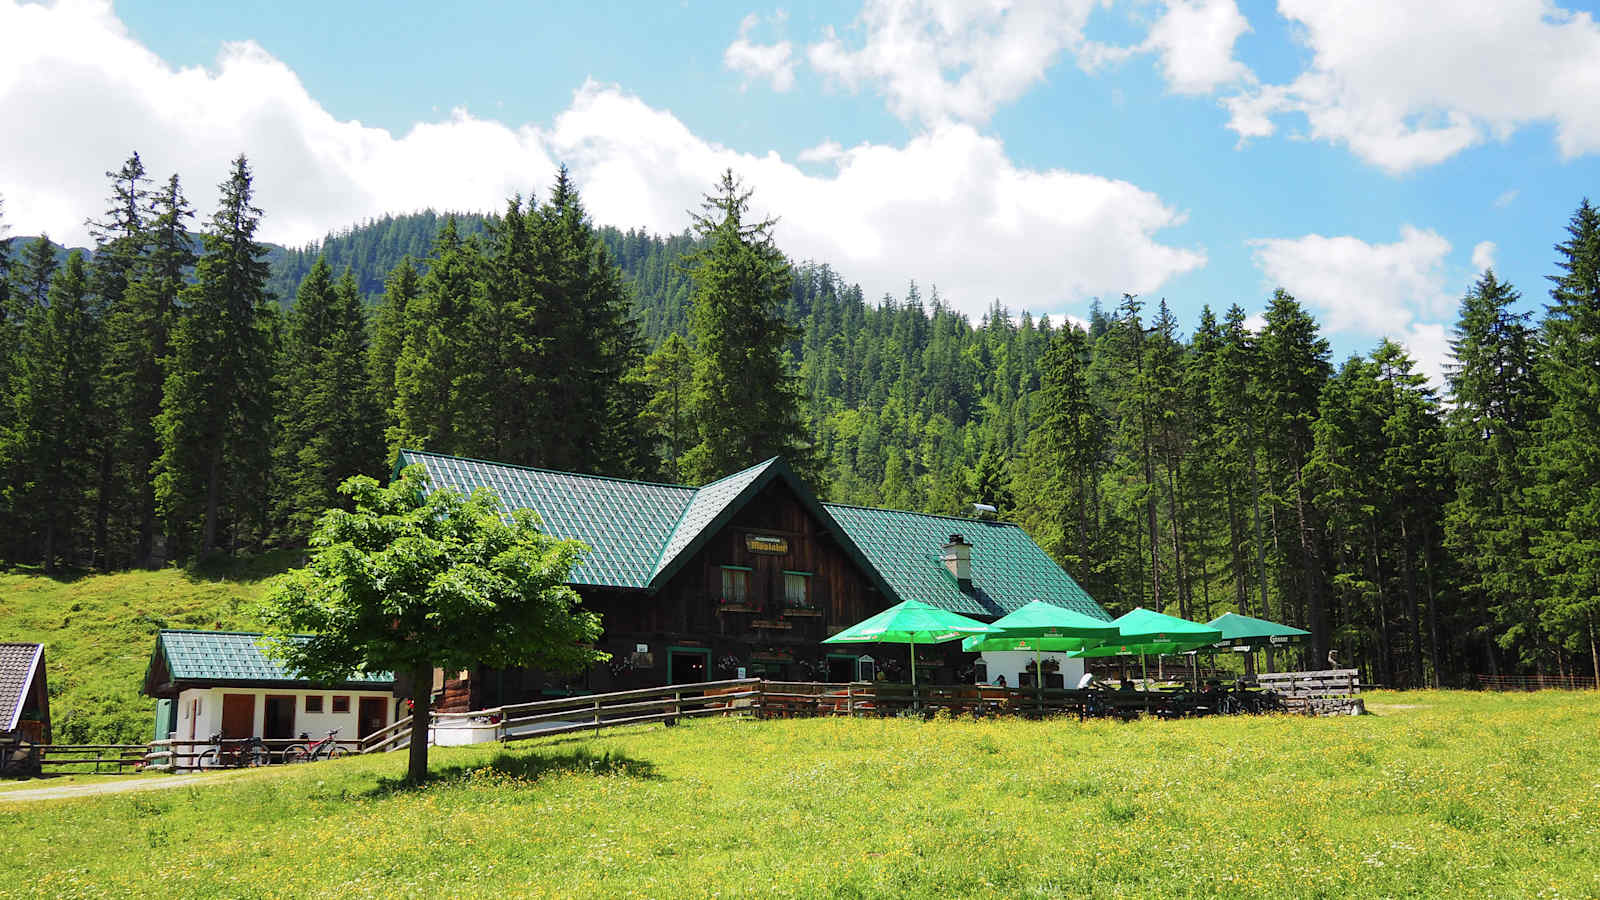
(497, 678, 762, 742)
(1476, 673, 1597, 692)
(37, 744, 148, 773)
(145, 736, 365, 771)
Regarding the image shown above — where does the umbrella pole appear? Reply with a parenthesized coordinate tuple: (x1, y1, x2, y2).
(1141, 652, 1149, 714)
(1036, 646, 1044, 715)
(910, 641, 918, 709)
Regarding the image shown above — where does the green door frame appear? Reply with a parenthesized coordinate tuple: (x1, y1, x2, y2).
(667, 646, 712, 684)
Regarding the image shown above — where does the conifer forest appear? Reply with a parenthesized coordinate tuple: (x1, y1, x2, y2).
(3, 151, 1600, 689)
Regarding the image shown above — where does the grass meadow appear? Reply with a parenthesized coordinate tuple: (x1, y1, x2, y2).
(3, 690, 1597, 898)
(0, 554, 292, 743)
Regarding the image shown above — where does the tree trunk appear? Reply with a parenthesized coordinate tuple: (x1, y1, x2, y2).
(1248, 446, 1271, 621)
(408, 665, 432, 782)
(1589, 614, 1599, 690)
(1294, 475, 1328, 666)
(202, 449, 222, 554)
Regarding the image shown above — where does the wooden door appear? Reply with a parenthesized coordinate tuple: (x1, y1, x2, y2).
(357, 697, 387, 740)
(220, 694, 255, 739)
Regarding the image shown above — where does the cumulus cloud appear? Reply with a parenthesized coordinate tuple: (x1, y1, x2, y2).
(1249, 226, 1461, 386)
(806, 0, 1102, 125)
(1471, 240, 1496, 273)
(0, 0, 1204, 320)
(1137, 0, 1254, 95)
(724, 12, 797, 92)
(1222, 0, 1600, 172)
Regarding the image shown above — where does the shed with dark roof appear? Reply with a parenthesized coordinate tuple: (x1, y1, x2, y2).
(0, 642, 50, 745)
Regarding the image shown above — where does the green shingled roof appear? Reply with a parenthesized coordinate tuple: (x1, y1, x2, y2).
(820, 504, 1108, 619)
(402, 450, 695, 588)
(396, 450, 1107, 619)
(152, 631, 393, 687)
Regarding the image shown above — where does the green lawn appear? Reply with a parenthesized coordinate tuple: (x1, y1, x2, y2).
(3, 690, 1597, 898)
(0, 553, 294, 743)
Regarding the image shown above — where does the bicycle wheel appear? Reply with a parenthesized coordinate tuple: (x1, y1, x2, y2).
(326, 745, 347, 760)
(281, 744, 309, 764)
(1220, 695, 1243, 716)
(197, 748, 219, 770)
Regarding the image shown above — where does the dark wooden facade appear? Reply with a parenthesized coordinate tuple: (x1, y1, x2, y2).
(465, 478, 898, 708)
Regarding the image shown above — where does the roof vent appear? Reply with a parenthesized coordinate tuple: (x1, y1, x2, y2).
(942, 534, 972, 588)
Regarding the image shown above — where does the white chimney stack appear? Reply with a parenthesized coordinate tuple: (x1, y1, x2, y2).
(942, 534, 972, 587)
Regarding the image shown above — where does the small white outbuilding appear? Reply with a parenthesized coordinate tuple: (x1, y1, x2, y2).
(142, 630, 398, 750)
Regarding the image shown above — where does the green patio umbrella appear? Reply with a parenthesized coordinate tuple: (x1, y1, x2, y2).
(823, 599, 994, 699)
(961, 601, 1119, 700)
(1206, 612, 1309, 675)
(1070, 608, 1223, 700)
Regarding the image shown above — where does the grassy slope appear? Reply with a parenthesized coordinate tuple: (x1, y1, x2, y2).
(3, 691, 1598, 898)
(0, 553, 296, 744)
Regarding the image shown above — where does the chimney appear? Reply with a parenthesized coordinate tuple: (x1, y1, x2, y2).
(942, 534, 972, 588)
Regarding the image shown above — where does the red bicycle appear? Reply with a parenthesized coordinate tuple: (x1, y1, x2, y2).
(281, 729, 346, 764)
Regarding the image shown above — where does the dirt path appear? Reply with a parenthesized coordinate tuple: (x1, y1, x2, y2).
(0, 774, 212, 803)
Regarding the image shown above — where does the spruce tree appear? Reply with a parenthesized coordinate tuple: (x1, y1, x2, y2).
(1444, 270, 1546, 673)
(1531, 199, 1600, 683)
(388, 218, 483, 457)
(681, 170, 812, 483)
(1257, 289, 1333, 663)
(368, 255, 420, 426)
(6, 253, 104, 570)
(635, 332, 695, 480)
(153, 155, 276, 557)
(105, 174, 194, 565)
(88, 152, 152, 566)
(275, 260, 383, 541)
(15, 236, 58, 310)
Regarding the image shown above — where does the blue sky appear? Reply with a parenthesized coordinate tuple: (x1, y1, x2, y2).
(5, 0, 1600, 384)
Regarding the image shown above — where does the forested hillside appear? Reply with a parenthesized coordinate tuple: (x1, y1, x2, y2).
(3, 152, 1599, 691)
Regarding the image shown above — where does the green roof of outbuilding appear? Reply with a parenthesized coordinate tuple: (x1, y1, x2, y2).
(395, 450, 1108, 620)
(820, 504, 1108, 619)
(150, 631, 393, 687)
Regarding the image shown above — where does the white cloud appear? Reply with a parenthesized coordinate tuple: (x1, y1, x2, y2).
(806, 0, 1102, 125)
(0, 0, 1204, 321)
(1493, 189, 1519, 209)
(1140, 0, 1253, 95)
(1249, 226, 1454, 335)
(1249, 226, 1459, 386)
(1080, 0, 1253, 96)
(724, 12, 797, 92)
(1223, 0, 1600, 172)
(1471, 240, 1496, 273)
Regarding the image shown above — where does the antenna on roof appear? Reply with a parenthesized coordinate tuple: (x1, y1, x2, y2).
(972, 503, 998, 520)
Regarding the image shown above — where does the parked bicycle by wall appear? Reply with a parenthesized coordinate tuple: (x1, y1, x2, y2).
(198, 732, 270, 768)
(281, 729, 346, 763)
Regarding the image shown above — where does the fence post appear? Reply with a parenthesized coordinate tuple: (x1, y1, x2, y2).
(594, 698, 602, 737)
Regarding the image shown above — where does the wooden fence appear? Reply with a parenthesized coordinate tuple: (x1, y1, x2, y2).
(1475, 673, 1597, 692)
(1256, 669, 1363, 715)
(37, 744, 148, 773)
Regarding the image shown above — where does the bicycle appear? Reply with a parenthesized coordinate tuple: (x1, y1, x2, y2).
(281, 729, 346, 764)
(198, 732, 270, 769)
